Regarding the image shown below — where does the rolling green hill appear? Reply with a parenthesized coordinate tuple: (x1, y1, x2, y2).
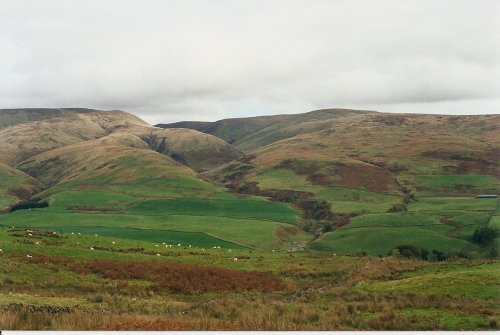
(0, 107, 498, 256)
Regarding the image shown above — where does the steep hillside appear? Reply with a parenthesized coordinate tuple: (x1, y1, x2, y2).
(0, 162, 44, 211)
(132, 127, 244, 172)
(0, 108, 242, 172)
(202, 111, 499, 255)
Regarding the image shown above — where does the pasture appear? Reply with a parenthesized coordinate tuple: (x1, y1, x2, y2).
(0, 227, 497, 330)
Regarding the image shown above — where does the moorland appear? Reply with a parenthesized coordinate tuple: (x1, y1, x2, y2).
(0, 108, 498, 330)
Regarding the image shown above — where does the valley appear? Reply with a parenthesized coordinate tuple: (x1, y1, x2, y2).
(0, 107, 498, 330)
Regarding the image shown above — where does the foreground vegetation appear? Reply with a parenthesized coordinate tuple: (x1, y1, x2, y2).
(0, 227, 498, 330)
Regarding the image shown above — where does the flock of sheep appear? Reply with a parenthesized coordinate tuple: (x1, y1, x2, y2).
(2, 228, 243, 262)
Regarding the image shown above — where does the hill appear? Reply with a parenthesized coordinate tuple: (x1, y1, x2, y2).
(200, 111, 500, 255)
(0, 162, 44, 212)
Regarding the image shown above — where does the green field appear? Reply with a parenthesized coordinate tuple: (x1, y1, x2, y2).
(0, 209, 308, 250)
(414, 174, 498, 196)
(311, 225, 477, 255)
(359, 262, 500, 299)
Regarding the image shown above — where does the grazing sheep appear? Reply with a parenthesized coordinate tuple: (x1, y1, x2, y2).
(89, 247, 94, 250)
(111, 241, 116, 244)
(0, 248, 3, 253)
(213, 246, 217, 249)
(26, 254, 32, 258)
(162, 242, 166, 245)
(53, 232, 57, 235)
(76, 242, 80, 245)
(189, 245, 191, 248)
(94, 234, 98, 237)
(71, 232, 74, 235)
(333, 253, 337, 256)
(28, 233, 33, 237)
(78, 233, 81, 235)
(35, 242, 40, 245)
(177, 243, 181, 247)
(156, 253, 161, 256)
(217, 246, 221, 249)
(233, 257, 238, 262)
(155, 244, 159, 247)
(202, 248, 205, 252)
(272, 250, 275, 252)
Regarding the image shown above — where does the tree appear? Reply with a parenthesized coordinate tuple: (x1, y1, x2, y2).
(420, 248, 429, 260)
(472, 227, 499, 246)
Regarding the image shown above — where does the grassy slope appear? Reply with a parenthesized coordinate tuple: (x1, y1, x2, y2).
(2, 133, 305, 250)
(0, 163, 44, 211)
(0, 226, 497, 330)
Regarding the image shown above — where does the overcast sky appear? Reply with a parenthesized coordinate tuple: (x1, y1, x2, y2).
(1, 0, 499, 124)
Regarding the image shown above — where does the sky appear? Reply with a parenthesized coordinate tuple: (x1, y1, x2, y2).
(1, 0, 499, 124)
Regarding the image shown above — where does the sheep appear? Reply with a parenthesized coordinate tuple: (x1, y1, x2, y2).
(53, 232, 57, 235)
(0, 248, 3, 253)
(94, 234, 98, 237)
(189, 245, 192, 248)
(272, 250, 275, 252)
(89, 247, 94, 250)
(77, 233, 81, 235)
(76, 242, 80, 245)
(202, 248, 205, 252)
(26, 254, 32, 258)
(111, 241, 116, 244)
(156, 253, 161, 256)
(212, 246, 217, 249)
(28, 233, 33, 237)
(71, 232, 74, 235)
(217, 246, 221, 249)
(35, 242, 40, 245)
(155, 244, 159, 247)
(177, 243, 181, 247)
(233, 257, 238, 262)
(333, 253, 337, 256)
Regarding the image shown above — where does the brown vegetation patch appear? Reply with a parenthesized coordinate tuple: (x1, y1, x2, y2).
(335, 164, 397, 192)
(31, 255, 287, 293)
(104, 319, 240, 330)
(275, 225, 301, 241)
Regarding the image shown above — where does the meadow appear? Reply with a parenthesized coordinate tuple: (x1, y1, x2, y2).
(0, 227, 498, 330)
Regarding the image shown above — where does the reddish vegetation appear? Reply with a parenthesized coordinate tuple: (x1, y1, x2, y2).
(275, 225, 301, 241)
(31, 255, 287, 293)
(335, 164, 397, 192)
(104, 319, 240, 331)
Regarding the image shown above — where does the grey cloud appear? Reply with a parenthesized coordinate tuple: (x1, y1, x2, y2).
(1, 0, 498, 125)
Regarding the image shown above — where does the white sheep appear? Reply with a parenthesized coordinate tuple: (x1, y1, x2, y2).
(35, 242, 40, 245)
(112, 241, 116, 244)
(189, 245, 191, 248)
(217, 246, 221, 249)
(233, 257, 238, 262)
(26, 254, 32, 258)
(212, 246, 217, 249)
(202, 248, 205, 252)
(155, 244, 159, 247)
(78, 233, 81, 235)
(28, 233, 33, 237)
(71, 232, 74, 235)
(0, 248, 3, 253)
(94, 234, 98, 237)
(177, 243, 181, 247)
(89, 247, 94, 250)
(156, 253, 161, 256)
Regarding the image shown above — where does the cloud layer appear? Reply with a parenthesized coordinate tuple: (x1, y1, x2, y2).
(1, 0, 499, 124)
